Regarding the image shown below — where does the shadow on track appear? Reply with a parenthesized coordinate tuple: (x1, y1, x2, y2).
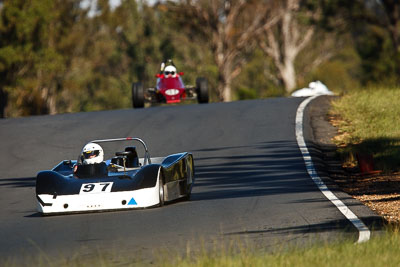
(224, 218, 355, 236)
(224, 216, 384, 237)
(0, 177, 35, 188)
(191, 140, 318, 201)
(191, 140, 386, 233)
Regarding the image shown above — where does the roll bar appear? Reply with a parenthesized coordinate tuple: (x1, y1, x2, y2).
(85, 137, 151, 165)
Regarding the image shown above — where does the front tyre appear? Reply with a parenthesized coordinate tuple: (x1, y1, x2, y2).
(196, 77, 209, 104)
(132, 82, 145, 108)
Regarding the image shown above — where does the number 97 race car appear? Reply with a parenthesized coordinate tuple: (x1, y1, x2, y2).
(132, 60, 209, 108)
(35, 137, 194, 215)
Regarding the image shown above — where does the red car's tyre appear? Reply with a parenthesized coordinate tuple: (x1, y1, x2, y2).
(132, 82, 145, 108)
(196, 77, 209, 104)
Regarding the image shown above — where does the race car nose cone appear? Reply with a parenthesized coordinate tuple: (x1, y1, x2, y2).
(165, 89, 179, 96)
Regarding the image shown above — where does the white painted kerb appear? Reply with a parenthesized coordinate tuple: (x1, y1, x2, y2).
(295, 95, 370, 243)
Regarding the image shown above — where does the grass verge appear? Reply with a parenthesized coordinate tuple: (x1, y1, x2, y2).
(329, 87, 400, 172)
(4, 229, 400, 267)
(162, 229, 400, 267)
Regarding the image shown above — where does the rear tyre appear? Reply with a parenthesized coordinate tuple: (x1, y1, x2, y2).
(196, 77, 209, 104)
(183, 162, 194, 201)
(184, 183, 192, 201)
(132, 82, 145, 108)
(158, 174, 165, 207)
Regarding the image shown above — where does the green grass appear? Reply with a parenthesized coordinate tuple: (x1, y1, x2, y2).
(162, 230, 400, 267)
(330, 87, 400, 171)
(4, 229, 400, 267)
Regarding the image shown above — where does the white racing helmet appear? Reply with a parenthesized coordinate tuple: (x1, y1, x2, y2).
(164, 65, 177, 77)
(81, 143, 104, 164)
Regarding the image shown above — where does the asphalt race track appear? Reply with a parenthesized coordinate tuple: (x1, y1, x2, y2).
(0, 97, 381, 261)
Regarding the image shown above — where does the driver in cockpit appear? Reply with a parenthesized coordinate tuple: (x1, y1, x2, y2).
(74, 143, 104, 173)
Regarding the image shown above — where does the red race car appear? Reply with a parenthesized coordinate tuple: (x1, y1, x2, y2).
(132, 61, 209, 108)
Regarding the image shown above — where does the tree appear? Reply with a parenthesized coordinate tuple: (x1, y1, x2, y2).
(258, 0, 321, 93)
(364, 0, 400, 80)
(321, 0, 400, 85)
(0, 0, 90, 116)
(170, 0, 279, 102)
(0, 0, 176, 117)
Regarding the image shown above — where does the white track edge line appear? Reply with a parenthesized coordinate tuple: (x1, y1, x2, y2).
(295, 95, 370, 243)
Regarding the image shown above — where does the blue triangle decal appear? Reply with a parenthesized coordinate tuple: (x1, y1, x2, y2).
(128, 197, 137, 205)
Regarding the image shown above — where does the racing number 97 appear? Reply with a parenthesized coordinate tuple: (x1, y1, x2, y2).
(79, 182, 113, 194)
(82, 184, 95, 192)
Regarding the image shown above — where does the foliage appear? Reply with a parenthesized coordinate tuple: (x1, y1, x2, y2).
(320, 0, 400, 86)
(0, 0, 399, 117)
(300, 35, 362, 94)
(234, 49, 284, 100)
(355, 25, 398, 86)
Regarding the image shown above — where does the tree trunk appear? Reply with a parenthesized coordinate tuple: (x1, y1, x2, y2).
(217, 72, 232, 102)
(47, 93, 57, 115)
(221, 83, 232, 102)
(280, 61, 297, 93)
(259, 0, 316, 94)
(0, 88, 7, 118)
